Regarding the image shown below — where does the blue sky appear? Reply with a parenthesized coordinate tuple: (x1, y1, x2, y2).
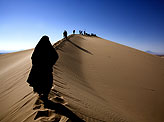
(0, 0, 164, 53)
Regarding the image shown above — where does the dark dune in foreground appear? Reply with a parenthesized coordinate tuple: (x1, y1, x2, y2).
(0, 34, 164, 122)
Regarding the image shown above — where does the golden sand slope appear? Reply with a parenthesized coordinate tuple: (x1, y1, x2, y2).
(0, 49, 36, 122)
(0, 34, 164, 122)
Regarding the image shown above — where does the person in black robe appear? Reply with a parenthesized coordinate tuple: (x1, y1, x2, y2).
(27, 35, 58, 99)
(73, 30, 75, 34)
(63, 30, 67, 39)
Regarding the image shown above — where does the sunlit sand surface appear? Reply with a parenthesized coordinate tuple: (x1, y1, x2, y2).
(0, 34, 164, 122)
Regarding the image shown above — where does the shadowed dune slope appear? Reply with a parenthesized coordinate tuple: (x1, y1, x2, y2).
(0, 34, 164, 122)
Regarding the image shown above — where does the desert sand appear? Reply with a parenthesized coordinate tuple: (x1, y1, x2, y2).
(0, 34, 164, 122)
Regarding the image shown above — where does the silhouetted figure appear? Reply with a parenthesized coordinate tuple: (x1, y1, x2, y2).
(84, 31, 86, 35)
(63, 30, 67, 39)
(91, 33, 96, 36)
(79, 30, 83, 35)
(27, 36, 58, 100)
(73, 30, 75, 34)
(86, 33, 90, 36)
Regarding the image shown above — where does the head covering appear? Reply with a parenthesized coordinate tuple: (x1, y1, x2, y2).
(31, 35, 58, 66)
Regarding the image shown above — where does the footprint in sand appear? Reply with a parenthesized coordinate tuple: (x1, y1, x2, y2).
(33, 95, 72, 122)
(33, 95, 84, 122)
(50, 96, 66, 104)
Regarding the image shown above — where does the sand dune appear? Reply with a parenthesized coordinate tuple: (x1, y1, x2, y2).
(0, 34, 164, 122)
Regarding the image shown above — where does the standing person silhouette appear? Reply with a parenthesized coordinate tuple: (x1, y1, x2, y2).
(84, 31, 86, 35)
(73, 30, 75, 34)
(63, 30, 67, 39)
(27, 36, 58, 100)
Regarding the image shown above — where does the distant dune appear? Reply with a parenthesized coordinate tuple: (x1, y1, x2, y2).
(0, 34, 164, 122)
(0, 50, 20, 54)
(157, 55, 164, 58)
(145, 50, 164, 58)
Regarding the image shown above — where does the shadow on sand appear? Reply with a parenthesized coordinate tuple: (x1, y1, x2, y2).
(34, 99, 85, 122)
(27, 35, 85, 121)
(67, 39, 93, 55)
